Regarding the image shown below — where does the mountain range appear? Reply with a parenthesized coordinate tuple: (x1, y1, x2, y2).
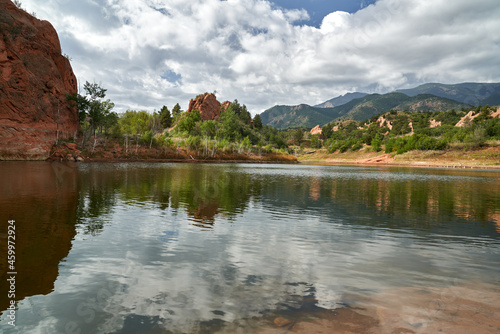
(260, 82, 500, 129)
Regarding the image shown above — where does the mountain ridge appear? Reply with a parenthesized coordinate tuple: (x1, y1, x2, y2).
(396, 82, 500, 106)
(260, 82, 500, 129)
(314, 92, 368, 108)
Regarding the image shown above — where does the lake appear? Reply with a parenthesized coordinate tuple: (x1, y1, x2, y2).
(1, 162, 499, 333)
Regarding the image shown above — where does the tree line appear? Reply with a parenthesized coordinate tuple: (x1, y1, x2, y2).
(68, 82, 500, 157)
(67, 82, 295, 156)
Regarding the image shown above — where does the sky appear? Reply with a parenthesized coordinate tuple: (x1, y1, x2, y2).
(21, 0, 500, 114)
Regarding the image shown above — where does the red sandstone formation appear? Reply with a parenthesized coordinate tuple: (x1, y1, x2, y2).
(310, 125, 322, 135)
(187, 93, 223, 121)
(221, 101, 231, 111)
(0, 0, 78, 160)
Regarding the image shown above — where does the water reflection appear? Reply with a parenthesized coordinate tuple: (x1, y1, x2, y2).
(0, 162, 79, 311)
(0, 163, 499, 334)
(69, 163, 500, 234)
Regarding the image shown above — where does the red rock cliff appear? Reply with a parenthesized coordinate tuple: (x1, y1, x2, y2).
(187, 93, 222, 121)
(0, 0, 78, 160)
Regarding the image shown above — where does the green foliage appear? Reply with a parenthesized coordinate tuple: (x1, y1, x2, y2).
(172, 103, 183, 123)
(219, 107, 241, 141)
(186, 135, 201, 151)
(321, 124, 333, 139)
(159, 106, 172, 129)
(141, 130, 154, 146)
(483, 118, 500, 138)
(253, 114, 263, 129)
(119, 110, 150, 135)
(351, 140, 363, 151)
(473, 105, 492, 124)
(269, 133, 287, 149)
(384, 134, 448, 154)
(293, 129, 304, 145)
(200, 120, 219, 138)
(227, 100, 252, 123)
(178, 110, 201, 134)
(145, 94, 304, 153)
(310, 135, 322, 149)
(391, 114, 411, 135)
(433, 109, 464, 126)
(371, 133, 383, 152)
(241, 136, 252, 152)
(465, 126, 487, 147)
(66, 81, 116, 136)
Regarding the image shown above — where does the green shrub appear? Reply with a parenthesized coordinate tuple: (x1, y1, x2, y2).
(465, 126, 487, 147)
(186, 135, 201, 151)
(339, 143, 351, 153)
(371, 133, 383, 152)
(351, 141, 363, 151)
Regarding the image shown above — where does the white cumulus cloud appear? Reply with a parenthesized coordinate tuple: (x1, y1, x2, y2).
(22, 0, 500, 114)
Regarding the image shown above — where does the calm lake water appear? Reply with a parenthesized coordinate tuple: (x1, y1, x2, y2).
(1, 162, 499, 333)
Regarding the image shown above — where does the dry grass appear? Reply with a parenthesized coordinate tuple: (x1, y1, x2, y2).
(297, 146, 500, 169)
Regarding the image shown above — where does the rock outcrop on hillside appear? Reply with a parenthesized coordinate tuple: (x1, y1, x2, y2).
(0, 0, 78, 160)
(221, 100, 231, 111)
(455, 111, 478, 127)
(187, 93, 222, 121)
(310, 125, 322, 135)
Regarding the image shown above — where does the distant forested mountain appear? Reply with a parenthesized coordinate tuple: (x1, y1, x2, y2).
(260, 90, 471, 129)
(259, 104, 338, 129)
(397, 82, 500, 106)
(314, 92, 368, 108)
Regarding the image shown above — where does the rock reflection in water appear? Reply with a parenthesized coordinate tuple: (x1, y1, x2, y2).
(188, 199, 219, 229)
(0, 162, 79, 311)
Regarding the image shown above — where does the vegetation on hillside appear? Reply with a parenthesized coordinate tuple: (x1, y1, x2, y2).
(67, 84, 296, 159)
(315, 106, 500, 155)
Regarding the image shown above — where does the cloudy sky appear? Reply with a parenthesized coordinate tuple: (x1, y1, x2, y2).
(22, 0, 500, 114)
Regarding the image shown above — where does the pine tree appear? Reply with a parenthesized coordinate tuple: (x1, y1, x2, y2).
(253, 114, 263, 129)
(172, 103, 183, 123)
(159, 106, 172, 129)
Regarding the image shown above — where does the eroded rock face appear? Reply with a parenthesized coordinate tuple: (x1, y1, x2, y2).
(221, 101, 231, 111)
(310, 125, 322, 135)
(187, 93, 222, 121)
(0, 0, 78, 160)
(455, 111, 477, 127)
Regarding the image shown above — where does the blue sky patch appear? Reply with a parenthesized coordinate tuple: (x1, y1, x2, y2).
(161, 70, 182, 84)
(271, 0, 377, 27)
